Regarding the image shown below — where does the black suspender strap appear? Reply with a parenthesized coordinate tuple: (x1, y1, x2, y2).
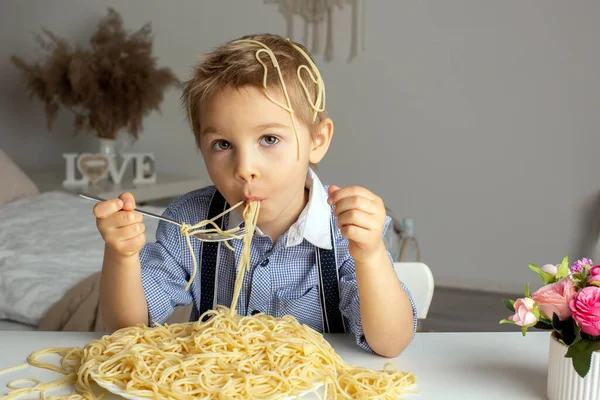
(315, 218, 346, 333)
(191, 189, 228, 322)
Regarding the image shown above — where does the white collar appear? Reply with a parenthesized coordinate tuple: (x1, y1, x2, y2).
(227, 168, 332, 250)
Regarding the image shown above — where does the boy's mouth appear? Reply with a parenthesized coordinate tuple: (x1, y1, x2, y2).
(243, 196, 263, 203)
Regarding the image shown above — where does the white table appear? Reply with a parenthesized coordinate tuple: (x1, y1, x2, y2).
(26, 169, 210, 203)
(0, 331, 550, 399)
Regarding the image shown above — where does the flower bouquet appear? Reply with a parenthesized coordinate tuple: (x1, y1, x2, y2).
(500, 257, 600, 399)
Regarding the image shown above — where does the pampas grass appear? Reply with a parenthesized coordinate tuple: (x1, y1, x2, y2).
(11, 8, 180, 140)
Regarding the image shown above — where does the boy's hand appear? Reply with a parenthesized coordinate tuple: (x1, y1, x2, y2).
(93, 192, 146, 258)
(328, 185, 387, 263)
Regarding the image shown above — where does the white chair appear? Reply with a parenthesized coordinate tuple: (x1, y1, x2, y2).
(393, 262, 435, 323)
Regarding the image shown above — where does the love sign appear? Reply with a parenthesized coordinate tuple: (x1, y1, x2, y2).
(62, 153, 156, 186)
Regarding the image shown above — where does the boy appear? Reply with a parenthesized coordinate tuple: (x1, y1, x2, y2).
(94, 34, 416, 357)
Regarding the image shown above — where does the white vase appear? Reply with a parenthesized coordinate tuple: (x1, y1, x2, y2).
(547, 333, 600, 400)
(98, 137, 117, 159)
(97, 137, 119, 183)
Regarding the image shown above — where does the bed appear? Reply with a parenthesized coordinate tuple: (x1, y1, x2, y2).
(0, 148, 164, 331)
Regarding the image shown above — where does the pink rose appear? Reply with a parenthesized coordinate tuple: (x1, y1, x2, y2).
(508, 298, 538, 326)
(531, 277, 577, 321)
(569, 286, 600, 337)
(589, 265, 600, 284)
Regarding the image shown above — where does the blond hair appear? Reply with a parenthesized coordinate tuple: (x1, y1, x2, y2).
(182, 34, 328, 152)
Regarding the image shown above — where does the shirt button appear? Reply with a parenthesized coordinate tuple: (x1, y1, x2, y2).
(260, 259, 269, 267)
(251, 310, 260, 315)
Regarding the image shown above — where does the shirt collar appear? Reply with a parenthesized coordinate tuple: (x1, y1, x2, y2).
(227, 168, 332, 250)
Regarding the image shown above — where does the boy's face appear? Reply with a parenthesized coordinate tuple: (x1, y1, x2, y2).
(198, 85, 331, 229)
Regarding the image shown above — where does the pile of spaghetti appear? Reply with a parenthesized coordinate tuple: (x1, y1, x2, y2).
(2, 307, 416, 399)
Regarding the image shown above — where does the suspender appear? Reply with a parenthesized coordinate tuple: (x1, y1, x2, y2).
(193, 188, 346, 334)
(190, 190, 228, 323)
(316, 219, 347, 333)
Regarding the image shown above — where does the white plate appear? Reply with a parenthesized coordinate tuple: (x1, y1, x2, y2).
(90, 370, 325, 399)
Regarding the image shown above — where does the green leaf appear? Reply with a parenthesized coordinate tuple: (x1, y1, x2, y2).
(565, 339, 600, 378)
(555, 256, 570, 280)
(503, 299, 515, 312)
(574, 325, 582, 342)
(529, 264, 555, 284)
(575, 269, 588, 280)
(591, 281, 600, 287)
(499, 319, 514, 325)
(524, 283, 530, 298)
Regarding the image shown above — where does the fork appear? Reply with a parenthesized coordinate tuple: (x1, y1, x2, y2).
(78, 193, 247, 242)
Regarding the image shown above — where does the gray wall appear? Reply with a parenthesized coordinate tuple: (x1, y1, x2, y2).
(2, 0, 600, 293)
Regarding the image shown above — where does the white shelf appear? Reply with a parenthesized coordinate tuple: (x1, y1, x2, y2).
(27, 169, 211, 203)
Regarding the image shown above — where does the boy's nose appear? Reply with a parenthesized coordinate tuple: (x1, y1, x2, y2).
(236, 170, 257, 182)
(234, 153, 259, 183)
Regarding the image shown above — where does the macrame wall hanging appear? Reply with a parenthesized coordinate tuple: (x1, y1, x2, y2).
(265, 0, 366, 62)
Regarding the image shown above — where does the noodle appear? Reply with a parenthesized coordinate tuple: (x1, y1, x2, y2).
(178, 199, 247, 292)
(2, 309, 416, 400)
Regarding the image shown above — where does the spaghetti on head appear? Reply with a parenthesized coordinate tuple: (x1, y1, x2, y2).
(183, 34, 327, 161)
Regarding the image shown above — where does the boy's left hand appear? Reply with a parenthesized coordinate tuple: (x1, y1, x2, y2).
(328, 185, 387, 263)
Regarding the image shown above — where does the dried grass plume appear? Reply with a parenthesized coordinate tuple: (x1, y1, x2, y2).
(11, 8, 180, 140)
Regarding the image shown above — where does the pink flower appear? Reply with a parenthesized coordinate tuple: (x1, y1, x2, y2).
(531, 278, 577, 321)
(589, 265, 600, 284)
(569, 286, 600, 337)
(509, 298, 538, 326)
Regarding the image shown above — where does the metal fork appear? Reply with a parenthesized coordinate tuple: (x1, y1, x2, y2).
(78, 193, 247, 242)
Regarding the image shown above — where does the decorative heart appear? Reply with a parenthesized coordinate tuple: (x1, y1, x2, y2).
(77, 153, 110, 183)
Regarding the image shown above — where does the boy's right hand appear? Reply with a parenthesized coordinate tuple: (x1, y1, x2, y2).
(94, 192, 146, 258)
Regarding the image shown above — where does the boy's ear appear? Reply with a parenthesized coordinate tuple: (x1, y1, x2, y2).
(309, 118, 334, 164)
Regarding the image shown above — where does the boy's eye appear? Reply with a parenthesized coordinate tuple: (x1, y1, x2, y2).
(212, 140, 231, 151)
(260, 135, 279, 146)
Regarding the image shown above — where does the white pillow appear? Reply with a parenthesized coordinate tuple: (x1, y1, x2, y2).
(0, 148, 39, 206)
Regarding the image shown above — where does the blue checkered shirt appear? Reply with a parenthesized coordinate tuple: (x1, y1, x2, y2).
(140, 185, 417, 352)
